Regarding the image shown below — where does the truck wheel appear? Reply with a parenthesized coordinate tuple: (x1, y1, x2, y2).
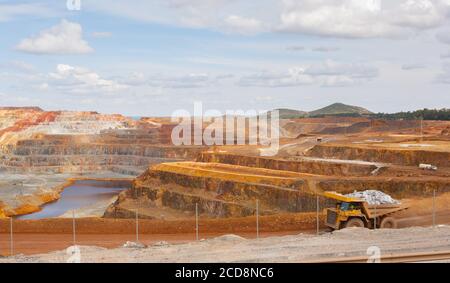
(345, 218, 365, 228)
(380, 217, 397, 229)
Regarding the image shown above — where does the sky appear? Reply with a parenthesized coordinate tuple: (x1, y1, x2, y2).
(0, 0, 450, 116)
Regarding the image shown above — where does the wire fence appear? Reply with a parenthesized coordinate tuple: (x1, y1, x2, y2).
(0, 192, 443, 261)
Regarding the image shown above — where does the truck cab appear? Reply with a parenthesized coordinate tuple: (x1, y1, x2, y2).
(325, 193, 369, 229)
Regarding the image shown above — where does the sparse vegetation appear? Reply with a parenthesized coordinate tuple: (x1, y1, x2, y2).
(372, 108, 450, 121)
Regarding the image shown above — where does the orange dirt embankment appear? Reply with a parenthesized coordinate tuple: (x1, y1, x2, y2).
(307, 143, 450, 167)
(197, 152, 377, 176)
(0, 213, 323, 234)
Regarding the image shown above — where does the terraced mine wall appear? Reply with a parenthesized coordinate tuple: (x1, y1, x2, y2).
(1, 140, 205, 173)
(308, 144, 450, 167)
(197, 152, 377, 176)
(104, 166, 333, 219)
(104, 161, 450, 220)
(5, 140, 203, 158)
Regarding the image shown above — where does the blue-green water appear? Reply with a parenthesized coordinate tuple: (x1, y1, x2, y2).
(17, 180, 131, 220)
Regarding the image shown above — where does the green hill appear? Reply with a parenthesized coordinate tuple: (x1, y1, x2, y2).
(308, 103, 372, 117)
(271, 108, 308, 119)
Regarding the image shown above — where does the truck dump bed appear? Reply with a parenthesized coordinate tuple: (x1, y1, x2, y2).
(365, 204, 408, 218)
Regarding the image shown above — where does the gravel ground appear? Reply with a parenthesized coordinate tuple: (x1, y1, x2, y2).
(2, 226, 450, 263)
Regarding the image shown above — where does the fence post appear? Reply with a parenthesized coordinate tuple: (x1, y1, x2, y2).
(256, 199, 259, 239)
(72, 210, 76, 246)
(195, 203, 199, 241)
(433, 189, 436, 228)
(10, 217, 13, 256)
(316, 194, 319, 235)
(135, 208, 139, 242)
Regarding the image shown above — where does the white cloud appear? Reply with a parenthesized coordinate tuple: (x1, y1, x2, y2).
(48, 64, 127, 94)
(85, 0, 450, 38)
(86, 0, 276, 34)
(279, 0, 450, 38)
(16, 20, 93, 54)
(394, 0, 447, 29)
(224, 15, 263, 34)
(239, 60, 378, 87)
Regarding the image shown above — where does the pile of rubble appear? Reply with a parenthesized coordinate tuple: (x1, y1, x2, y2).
(345, 190, 399, 205)
(122, 241, 147, 249)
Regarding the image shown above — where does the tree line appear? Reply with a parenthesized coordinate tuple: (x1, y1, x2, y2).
(371, 108, 450, 121)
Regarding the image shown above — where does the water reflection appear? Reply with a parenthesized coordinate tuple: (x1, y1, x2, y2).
(17, 180, 131, 220)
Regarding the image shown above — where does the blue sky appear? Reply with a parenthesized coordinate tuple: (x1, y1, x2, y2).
(1, 0, 450, 116)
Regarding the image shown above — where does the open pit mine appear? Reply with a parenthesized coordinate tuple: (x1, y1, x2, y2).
(1, 106, 450, 259)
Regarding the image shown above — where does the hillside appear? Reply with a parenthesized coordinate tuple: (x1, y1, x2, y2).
(266, 103, 372, 119)
(271, 108, 308, 119)
(308, 103, 373, 117)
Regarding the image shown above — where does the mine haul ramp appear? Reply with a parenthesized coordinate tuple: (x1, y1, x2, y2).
(324, 191, 409, 230)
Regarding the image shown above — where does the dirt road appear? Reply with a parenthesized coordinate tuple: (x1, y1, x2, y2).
(2, 226, 450, 263)
(0, 231, 298, 256)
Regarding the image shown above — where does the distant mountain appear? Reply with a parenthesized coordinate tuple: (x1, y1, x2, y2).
(271, 108, 308, 119)
(265, 103, 373, 119)
(308, 103, 373, 117)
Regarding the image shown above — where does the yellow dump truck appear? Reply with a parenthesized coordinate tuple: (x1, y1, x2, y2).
(324, 191, 408, 230)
